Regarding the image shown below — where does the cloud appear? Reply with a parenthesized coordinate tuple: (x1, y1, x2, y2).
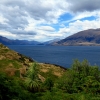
(0, 15, 8, 24)
(0, 30, 16, 39)
(58, 18, 100, 39)
(0, 0, 100, 42)
(0, 0, 68, 23)
(0, 0, 69, 41)
(67, 0, 100, 13)
(37, 26, 55, 32)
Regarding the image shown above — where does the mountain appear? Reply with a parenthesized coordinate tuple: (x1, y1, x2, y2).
(44, 38, 61, 44)
(53, 28, 100, 46)
(38, 38, 61, 45)
(0, 36, 40, 45)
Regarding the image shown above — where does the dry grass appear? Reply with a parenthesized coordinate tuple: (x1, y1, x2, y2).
(0, 43, 34, 77)
(39, 63, 66, 77)
(0, 43, 66, 79)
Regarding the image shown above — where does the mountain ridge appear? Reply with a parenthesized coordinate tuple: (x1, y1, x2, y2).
(0, 36, 40, 45)
(53, 28, 100, 46)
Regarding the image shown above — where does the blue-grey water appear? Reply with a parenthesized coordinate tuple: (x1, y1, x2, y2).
(7, 45, 100, 68)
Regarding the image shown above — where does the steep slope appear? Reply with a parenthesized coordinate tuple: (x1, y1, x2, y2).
(0, 43, 34, 77)
(54, 29, 100, 46)
(0, 43, 66, 78)
(0, 36, 40, 45)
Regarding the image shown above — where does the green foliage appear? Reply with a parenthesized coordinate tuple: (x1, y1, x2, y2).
(0, 59, 21, 69)
(26, 62, 39, 80)
(42, 69, 57, 91)
(0, 72, 26, 100)
(1, 59, 100, 99)
(15, 70, 20, 77)
(25, 62, 41, 92)
(72, 59, 90, 76)
(43, 77, 54, 91)
(56, 59, 100, 95)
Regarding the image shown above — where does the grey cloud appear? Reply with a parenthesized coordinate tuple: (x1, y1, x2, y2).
(67, 0, 100, 12)
(23, 1, 51, 20)
(0, 1, 29, 36)
(0, 0, 72, 41)
(0, 23, 10, 29)
(2, 0, 52, 20)
(0, 0, 24, 8)
(9, 29, 37, 35)
(27, 8, 50, 20)
(0, 14, 28, 32)
(7, 16, 28, 29)
(0, 0, 54, 36)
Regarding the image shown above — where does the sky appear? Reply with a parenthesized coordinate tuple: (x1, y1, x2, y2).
(0, 0, 100, 42)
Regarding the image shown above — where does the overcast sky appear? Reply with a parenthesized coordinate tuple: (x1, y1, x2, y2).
(0, 0, 100, 42)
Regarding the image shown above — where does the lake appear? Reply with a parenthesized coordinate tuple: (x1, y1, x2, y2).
(7, 45, 100, 68)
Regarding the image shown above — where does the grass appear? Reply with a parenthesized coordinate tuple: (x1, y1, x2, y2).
(0, 59, 22, 69)
(0, 43, 66, 80)
(39, 63, 66, 77)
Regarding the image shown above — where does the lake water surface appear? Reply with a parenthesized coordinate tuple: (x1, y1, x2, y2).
(8, 45, 100, 68)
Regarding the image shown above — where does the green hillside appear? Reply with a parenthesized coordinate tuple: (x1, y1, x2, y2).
(0, 43, 100, 100)
(0, 43, 34, 77)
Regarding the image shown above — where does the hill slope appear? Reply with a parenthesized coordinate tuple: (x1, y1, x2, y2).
(0, 43, 34, 77)
(54, 28, 100, 46)
(0, 43, 66, 77)
(0, 43, 100, 100)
